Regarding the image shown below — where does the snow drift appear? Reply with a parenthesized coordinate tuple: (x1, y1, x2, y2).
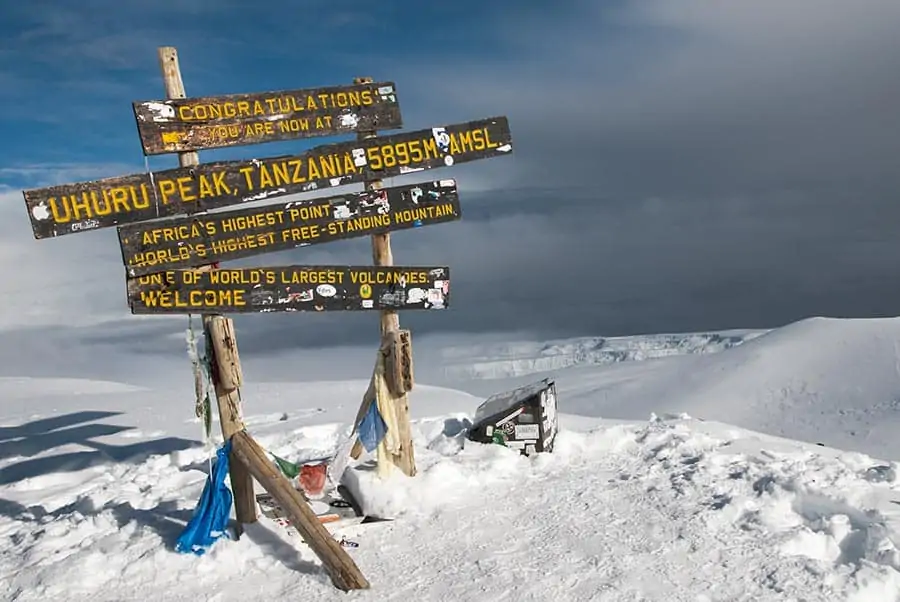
(2, 316, 900, 600)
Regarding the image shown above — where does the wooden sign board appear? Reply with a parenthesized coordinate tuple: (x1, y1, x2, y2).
(133, 81, 403, 155)
(118, 180, 461, 278)
(127, 265, 450, 314)
(23, 116, 512, 240)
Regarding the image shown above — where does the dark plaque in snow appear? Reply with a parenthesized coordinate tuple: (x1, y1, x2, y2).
(467, 378, 558, 455)
(133, 81, 403, 155)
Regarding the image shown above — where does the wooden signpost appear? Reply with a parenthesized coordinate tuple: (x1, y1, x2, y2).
(20, 45, 513, 592)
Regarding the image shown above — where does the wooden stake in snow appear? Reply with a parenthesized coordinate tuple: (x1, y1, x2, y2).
(230, 430, 370, 591)
(351, 76, 417, 478)
(156, 46, 258, 529)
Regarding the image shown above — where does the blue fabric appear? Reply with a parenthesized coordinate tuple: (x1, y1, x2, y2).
(358, 400, 388, 453)
(175, 440, 234, 555)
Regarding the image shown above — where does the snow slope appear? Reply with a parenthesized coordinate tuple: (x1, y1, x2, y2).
(451, 317, 900, 461)
(437, 328, 766, 380)
(3, 317, 900, 600)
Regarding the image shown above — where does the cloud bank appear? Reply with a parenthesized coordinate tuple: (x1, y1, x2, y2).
(1, 0, 900, 382)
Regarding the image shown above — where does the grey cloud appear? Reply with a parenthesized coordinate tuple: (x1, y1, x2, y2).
(4, 1, 900, 377)
(390, 0, 900, 199)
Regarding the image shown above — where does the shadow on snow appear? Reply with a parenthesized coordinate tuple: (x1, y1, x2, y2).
(0, 410, 198, 486)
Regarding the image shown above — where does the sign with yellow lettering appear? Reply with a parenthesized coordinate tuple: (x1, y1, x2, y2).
(133, 81, 403, 155)
(127, 265, 451, 314)
(118, 180, 461, 278)
(24, 115, 511, 240)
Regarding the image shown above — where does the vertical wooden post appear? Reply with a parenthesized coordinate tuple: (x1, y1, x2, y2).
(158, 46, 258, 529)
(354, 76, 417, 478)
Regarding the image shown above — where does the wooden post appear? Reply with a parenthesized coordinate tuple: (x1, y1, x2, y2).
(158, 48, 368, 591)
(231, 431, 370, 591)
(157, 46, 258, 529)
(354, 76, 416, 478)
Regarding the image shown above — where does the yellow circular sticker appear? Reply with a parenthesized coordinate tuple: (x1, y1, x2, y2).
(360, 284, 372, 299)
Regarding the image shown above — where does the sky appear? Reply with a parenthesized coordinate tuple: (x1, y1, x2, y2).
(2, 0, 900, 383)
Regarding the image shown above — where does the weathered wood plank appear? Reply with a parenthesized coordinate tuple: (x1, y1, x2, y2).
(133, 81, 402, 155)
(127, 265, 450, 315)
(23, 116, 512, 240)
(117, 179, 460, 278)
(156, 45, 258, 531)
(353, 75, 416, 477)
(230, 430, 370, 591)
(157, 45, 258, 530)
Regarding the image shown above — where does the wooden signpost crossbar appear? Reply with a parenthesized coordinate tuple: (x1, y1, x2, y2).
(126, 264, 450, 314)
(117, 180, 461, 277)
(23, 116, 511, 239)
(133, 80, 403, 155)
(20, 44, 514, 593)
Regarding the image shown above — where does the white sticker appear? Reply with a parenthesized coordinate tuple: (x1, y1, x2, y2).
(31, 202, 50, 221)
(507, 441, 525, 449)
(316, 284, 336, 297)
(515, 424, 540, 440)
(145, 101, 176, 121)
(339, 113, 359, 128)
(486, 425, 494, 436)
(406, 288, 426, 303)
(444, 155, 454, 166)
(352, 148, 367, 167)
(439, 179, 455, 188)
(432, 127, 450, 152)
(426, 289, 445, 308)
(378, 85, 394, 95)
(362, 299, 374, 308)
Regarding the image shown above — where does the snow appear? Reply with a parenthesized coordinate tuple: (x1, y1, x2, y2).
(3, 316, 900, 600)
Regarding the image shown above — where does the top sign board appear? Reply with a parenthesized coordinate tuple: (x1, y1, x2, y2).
(23, 116, 512, 240)
(133, 81, 403, 155)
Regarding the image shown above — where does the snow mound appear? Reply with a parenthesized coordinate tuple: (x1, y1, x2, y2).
(554, 317, 900, 459)
(5, 411, 900, 601)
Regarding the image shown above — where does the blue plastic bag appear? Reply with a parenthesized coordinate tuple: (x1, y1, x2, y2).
(175, 439, 234, 555)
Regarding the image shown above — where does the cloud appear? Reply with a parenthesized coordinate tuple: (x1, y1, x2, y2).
(0, 166, 172, 332)
(2, 0, 900, 380)
(390, 0, 900, 198)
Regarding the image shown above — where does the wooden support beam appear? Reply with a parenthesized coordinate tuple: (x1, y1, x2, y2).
(230, 430, 370, 591)
(354, 76, 416, 478)
(158, 46, 257, 529)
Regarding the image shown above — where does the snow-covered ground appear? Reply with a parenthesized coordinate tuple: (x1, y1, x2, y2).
(3, 317, 900, 601)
